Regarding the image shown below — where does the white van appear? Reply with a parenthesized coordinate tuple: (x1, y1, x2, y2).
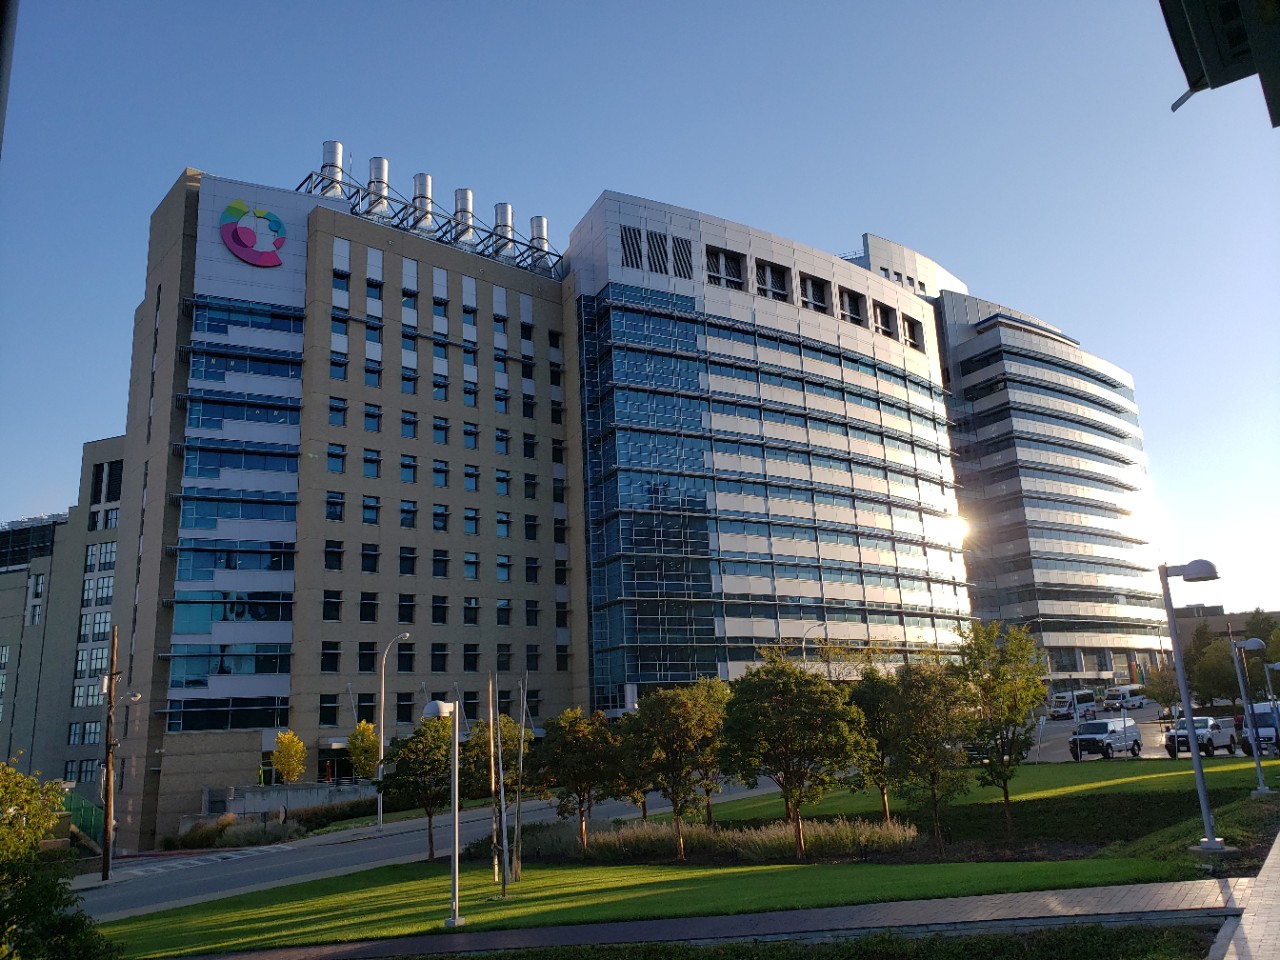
(1103, 684, 1147, 711)
(1049, 689, 1097, 721)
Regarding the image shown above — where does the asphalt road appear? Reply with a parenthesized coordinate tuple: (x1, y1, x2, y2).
(1028, 700, 1247, 763)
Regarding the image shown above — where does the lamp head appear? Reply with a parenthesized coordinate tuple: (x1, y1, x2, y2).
(421, 699, 454, 719)
(394, 632, 411, 642)
(126, 692, 142, 703)
(1241, 637, 1267, 652)
(1168, 559, 1219, 582)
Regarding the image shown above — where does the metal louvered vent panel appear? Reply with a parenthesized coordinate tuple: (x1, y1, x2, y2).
(620, 226, 643, 270)
(672, 237, 693, 280)
(646, 231, 669, 275)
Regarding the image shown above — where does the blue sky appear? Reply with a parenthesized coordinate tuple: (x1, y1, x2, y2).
(1, 2, 1276, 613)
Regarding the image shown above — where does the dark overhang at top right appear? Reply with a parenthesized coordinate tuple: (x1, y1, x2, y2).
(1159, 0, 1280, 126)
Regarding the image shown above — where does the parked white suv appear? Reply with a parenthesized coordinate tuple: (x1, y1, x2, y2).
(1164, 716, 1236, 757)
(1069, 718, 1142, 760)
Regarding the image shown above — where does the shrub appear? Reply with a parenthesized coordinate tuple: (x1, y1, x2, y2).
(487, 817, 918, 864)
(213, 819, 304, 848)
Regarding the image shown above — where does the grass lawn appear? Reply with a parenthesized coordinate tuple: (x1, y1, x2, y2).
(102, 857, 1186, 959)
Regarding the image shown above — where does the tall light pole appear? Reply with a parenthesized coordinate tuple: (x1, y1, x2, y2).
(1158, 559, 1224, 851)
(1231, 636, 1271, 796)
(376, 632, 411, 831)
(424, 697, 464, 928)
(101, 625, 141, 881)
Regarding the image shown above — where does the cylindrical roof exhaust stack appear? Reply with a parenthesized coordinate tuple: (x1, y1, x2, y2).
(494, 203, 514, 250)
(455, 188, 474, 243)
(368, 157, 390, 216)
(530, 216, 550, 255)
(321, 141, 344, 196)
(412, 173, 434, 234)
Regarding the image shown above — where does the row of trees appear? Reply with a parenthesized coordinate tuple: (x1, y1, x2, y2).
(382, 621, 1047, 861)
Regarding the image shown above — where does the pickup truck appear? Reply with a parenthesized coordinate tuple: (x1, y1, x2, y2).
(1241, 700, 1279, 758)
(1164, 716, 1236, 757)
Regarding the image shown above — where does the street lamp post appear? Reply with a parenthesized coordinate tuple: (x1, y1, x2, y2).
(423, 697, 464, 928)
(1231, 637, 1271, 796)
(101, 625, 142, 882)
(376, 632, 411, 832)
(1158, 559, 1224, 851)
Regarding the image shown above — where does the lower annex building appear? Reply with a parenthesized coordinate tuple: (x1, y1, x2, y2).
(0, 142, 1167, 848)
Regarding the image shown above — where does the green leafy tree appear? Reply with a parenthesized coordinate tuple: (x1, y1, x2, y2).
(347, 720, 380, 780)
(633, 678, 728, 859)
(689, 678, 732, 827)
(1, 759, 122, 960)
(1183, 621, 1217, 674)
(461, 714, 531, 800)
(382, 717, 452, 859)
(847, 666, 903, 825)
(528, 708, 616, 855)
(1189, 640, 1240, 706)
(894, 662, 973, 856)
(720, 657, 858, 861)
(607, 712, 655, 820)
(271, 729, 306, 784)
(1138, 663, 1181, 716)
(1242, 610, 1278, 645)
(955, 621, 1047, 836)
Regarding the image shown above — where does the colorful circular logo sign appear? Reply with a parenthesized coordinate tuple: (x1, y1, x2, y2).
(219, 200, 286, 267)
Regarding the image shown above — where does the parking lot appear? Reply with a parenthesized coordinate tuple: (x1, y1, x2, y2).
(1026, 700, 1248, 764)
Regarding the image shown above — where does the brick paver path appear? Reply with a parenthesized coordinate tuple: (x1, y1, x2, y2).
(1218, 822, 1280, 959)
(182, 877, 1255, 960)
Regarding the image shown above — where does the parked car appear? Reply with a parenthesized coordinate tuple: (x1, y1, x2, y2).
(1069, 718, 1142, 760)
(1163, 717, 1236, 757)
(963, 736, 1032, 765)
(1102, 685, 1147, 711)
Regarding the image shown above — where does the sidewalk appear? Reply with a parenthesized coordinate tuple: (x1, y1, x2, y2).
(1215, 811, 1280, 959)
(177, 874, 1258, 960)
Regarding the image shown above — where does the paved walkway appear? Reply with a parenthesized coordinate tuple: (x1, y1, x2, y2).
(176, 874, 1263, 960)
(1215, 815, 1280, 960)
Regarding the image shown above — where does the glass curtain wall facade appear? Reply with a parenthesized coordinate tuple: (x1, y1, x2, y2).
(938, 292, 1167, 689)
(567, 195, 970, 712)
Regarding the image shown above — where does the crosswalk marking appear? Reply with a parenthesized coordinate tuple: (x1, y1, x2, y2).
(121, 844, 294, 877)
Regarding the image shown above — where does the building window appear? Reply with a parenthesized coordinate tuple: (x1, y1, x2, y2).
(433, 417, 449, 445)
(496, 511, 511, 538)
(522, 434, 537, 459)
(359, 592, 378, 623)
(99, 542, 116, 570)
(104, 509, 119, 529)
(526, 644, 541, 671)
(331, 354, 349, 381)
(357, 693, 376, 724)
(399, 546, 417, 576)
(463, 383, 478, 407)
(551, 439, 564, 465)
(903, 316, 925, 351)
(524, 515, 539, 540)
(463, 643, 480, 672)
(320, 641, 340, 673)
(432, 549, 450, 578)
(463, 422, 479, 449)
(396, 691, 414, 724)
(397, 640, 415, 671)
(496, 555, 512, 582)
(497, 643, 512, 670)
(323, 590, 342, 621)
(358, 641, 376, 673)
(367, 279, 383, 302)
(397, 594, 415, 624)
(364, 404, 382, 432)
(68, 722, 83, 745)
(525, 600, 540, 627)
(525, 557, 540, 584)
(839, 288, 866, 325)
(799, 274, 830, 313)
(401, 368, 418, 394)
(400, 455, 417, 484)
(362, 495, 380, 525)
(527, 689, 541, 718)
(620, 224, 643, 269)
(362, 449, 381, 479)
(524, 474, 538, 499)
(495, 390, 509, 415)
(463, 552, 479, 580)
(496, 470, 511, 497)
(706, 247, 745, 290)
(329, 397, 348, 426)
(431, 643, 448, 672)
(432, 503, 449, 531)
(84, 543, 98, 572)
(401, 410, 418, 439)
(326, 491, 345, 521)
(364, 361, 382, 388)
(495, 429, 510, 456)
(522, 396, 536, 419)
(463, 692, 479, 722)
(464, 465, 480, 491)
(496, 600, 512, 627)
(755, 260, 790, 301)
(553, 478, 566, 504)
(431, 596, 448, 625)
(873, 301, 898, 339)
(463, 597, 479, 625)
(360, 543, 379, 574)
(400, 499, 417, 529)
(433, 460, 449, 488)
(554, 519, 567, 544)
(324, 540, 344, 571)
(327, 444, 346, 474)
(464, 508, 479, 535)
(432, 376, 448, 401)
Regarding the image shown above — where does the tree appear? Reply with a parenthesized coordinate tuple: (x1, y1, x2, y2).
(955, 621, 1047, 836)
(607, 712, 655, 821)
(847, 666, 903, 825)
(382, 717, 452, 859)
(1242, 609, 1278, 645)
(633, 679, 728, 859)
(720, 657, 858, 861)
(1138, 663, 1181, 716)
(271, 729, 306, 784)
(1183, 621, 1217, 674)
(1, 759, 122, 960)
(347, 720, 380, 780)
(689, 679, 732, 827)
(460, 715, 530, 801)
(528, 708, 616, 855)
(893, 662, 973, 856)
(1189, 640, 1240, 706)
